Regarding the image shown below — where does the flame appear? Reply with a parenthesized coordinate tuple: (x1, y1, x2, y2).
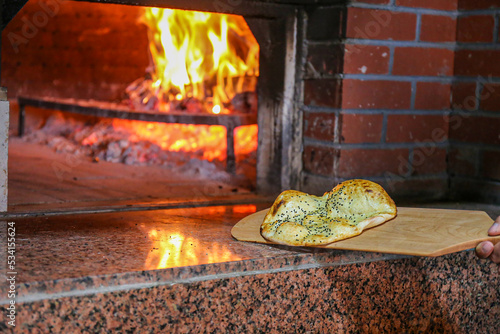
(116, 8, 259, 163)
(144, 7, 259, 111)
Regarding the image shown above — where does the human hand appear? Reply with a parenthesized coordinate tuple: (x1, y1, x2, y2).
(475, 216, 500, 266)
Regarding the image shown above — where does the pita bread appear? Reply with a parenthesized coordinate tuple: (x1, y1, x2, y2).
(260, 179, 397, 246)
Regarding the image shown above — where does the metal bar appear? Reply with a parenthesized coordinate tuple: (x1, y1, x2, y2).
(17, 96, 257, 173)
(17, 97, 257, 127)
(18, 102, 25, 137)
(226, 124, 235, 174)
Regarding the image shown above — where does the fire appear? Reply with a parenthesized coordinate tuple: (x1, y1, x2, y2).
(143, 7, 259, 111)
(144, 205, 256, 269)
(118, 8, 259, 163)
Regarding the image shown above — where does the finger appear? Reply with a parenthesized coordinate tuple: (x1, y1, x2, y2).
(490, 242, 500, 264)
(476, 241, 494, 259)
(488, 220, 500, 236)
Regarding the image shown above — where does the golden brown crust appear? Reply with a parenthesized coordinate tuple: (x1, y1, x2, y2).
(260, 179, 397, 246)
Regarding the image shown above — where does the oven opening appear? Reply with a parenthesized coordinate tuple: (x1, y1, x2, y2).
(2, 1, 267, 214)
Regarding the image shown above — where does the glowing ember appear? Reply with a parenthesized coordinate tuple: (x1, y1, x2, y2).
(121, 8, 259, 163)
(112, 120, 257, 162)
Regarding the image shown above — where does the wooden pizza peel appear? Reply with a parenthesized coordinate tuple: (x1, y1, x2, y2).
(231, 207, 500, 257)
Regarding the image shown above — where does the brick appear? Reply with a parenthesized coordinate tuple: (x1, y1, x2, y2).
(338, 148, 410, 177)
(415, 82, 451, 110)
(419, 15, 456, 42)
(386, 114, 449, 143)
(304, 79, 342, 108)
(448, 147, 477, 177)
(303, 112, 336, 141)
(346, 8, 417, 41)
(483, 150, 500, 180)
(458, 0, 500, 10)
(303, 145, 337, 176)
(448, 116, 500, 145)
(457, 15, 495, 43)
(342, 80, 412, 109)
(306, 44, 344, 78)
(454, 50, 500, 77)
(340, 113, 384, 143)
(307, 7, 347, 40)
(481, 83, 500, 111)
(412, 147, 447, 175)
(396, 0, 458, 11)
(344, 45, 390, 74)
(451, 82, 478, 111)
(393, 47, 454, 76)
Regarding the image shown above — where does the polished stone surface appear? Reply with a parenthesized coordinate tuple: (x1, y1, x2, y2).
(2, 252, 499, 333)
(0, 202, 499, 332)
(1, 203, 408, 302)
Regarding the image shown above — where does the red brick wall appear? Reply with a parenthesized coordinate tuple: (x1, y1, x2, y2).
(302, 0, 500, 202)
(1, 0, 149, 101)
(303, 1, 453, 199)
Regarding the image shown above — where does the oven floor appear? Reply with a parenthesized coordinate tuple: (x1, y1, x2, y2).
(7, 139, 267, 216)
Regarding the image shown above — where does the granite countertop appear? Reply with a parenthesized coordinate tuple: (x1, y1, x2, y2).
(0, 201, 498, 305)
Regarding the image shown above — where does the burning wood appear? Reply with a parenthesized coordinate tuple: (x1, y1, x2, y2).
(124, 8, 259, 116)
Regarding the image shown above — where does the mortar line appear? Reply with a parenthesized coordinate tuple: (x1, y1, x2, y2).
(302, 108, 491, 117)
(410, 81, 417, 110)
(380, 112, 388, 144)
(341, 74, 455, 82)
(302, 171, 450, 182)
(476, 81, 483, 111)
(387, 45, 395, 75)
(313, 39, 500, 50)
(415, 13, 422, 42)
(342, 39, 457, 49)
(302, 138, 449, 150)
(349, 2, 458, 16)
(493, 14, 500, 44)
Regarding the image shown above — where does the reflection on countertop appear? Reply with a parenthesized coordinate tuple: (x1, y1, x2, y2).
(8, 204, 266, 283)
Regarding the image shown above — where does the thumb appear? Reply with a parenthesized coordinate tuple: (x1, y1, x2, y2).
(476, 241, 494, 259)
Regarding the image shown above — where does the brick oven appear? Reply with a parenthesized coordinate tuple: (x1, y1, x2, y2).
(0, 0, 499, 332)
(2, 0, 500, 216)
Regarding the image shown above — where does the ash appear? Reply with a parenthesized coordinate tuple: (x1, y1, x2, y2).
(20, 112, 256, 188)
